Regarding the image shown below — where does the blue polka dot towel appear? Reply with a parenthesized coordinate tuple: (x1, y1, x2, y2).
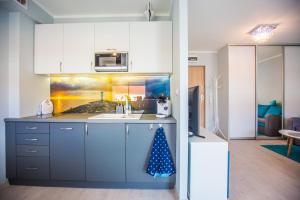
(146, 127, 176, 178)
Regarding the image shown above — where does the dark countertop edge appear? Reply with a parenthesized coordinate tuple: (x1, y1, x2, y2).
(4, 114, 177, 124)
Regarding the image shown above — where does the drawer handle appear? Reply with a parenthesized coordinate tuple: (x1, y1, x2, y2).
(25, 126, 37, 130)
(60, 127, 73, 130)
(25, 167, 38, 171)
(24, 138, 38, 141)
(26, 150, 38, 153)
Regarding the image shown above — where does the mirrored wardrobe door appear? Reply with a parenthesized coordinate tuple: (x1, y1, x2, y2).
(256, 46, 284, 138)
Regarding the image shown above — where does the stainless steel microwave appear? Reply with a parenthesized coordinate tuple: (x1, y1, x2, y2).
(94, 52, 128, 72)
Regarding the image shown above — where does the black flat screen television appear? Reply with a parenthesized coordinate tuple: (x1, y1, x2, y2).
(188, 86, 199, 135)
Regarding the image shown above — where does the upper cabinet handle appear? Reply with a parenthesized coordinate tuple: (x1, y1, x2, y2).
(59, 61, 62, 72)
(26, 127, 37, 130)
(60, 127, 73, 130)
(106, 48, 117, 51)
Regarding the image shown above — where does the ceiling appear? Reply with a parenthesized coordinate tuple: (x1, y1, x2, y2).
(189, 0, 300, 51)
(33, 0, 172, 17)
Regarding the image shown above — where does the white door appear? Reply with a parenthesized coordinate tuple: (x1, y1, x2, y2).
(129, 22, 172, 73)
(34, 24, 63, 74)
(284, 46, 300, 120)
(228, 46, 256, 138)
(95, 22, 129, 52)
(63, 23, 94, 73)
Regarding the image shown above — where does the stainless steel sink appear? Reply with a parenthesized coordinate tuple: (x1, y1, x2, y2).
(88, 113, 142, 120)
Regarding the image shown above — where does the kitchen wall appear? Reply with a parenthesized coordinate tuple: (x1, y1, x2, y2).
(9, 12, 50, 117)
(188, 52, 218, 132)
(50, 75, 170, 114)
(0, 8, 10, 184)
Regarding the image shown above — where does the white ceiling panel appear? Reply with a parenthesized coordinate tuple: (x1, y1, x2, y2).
(189, 0, 300, 51)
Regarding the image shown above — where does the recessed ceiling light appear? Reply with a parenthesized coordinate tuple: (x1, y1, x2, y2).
(249, 24, 278, 43)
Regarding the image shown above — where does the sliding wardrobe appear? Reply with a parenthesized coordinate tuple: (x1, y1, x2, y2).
(218, 45, 300, 139)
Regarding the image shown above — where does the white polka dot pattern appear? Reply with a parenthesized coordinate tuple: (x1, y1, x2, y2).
(146, 127, 176, 178)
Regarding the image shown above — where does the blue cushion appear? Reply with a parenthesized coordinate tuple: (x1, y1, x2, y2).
(269, 100, 277, 106)
(265, 106, 282, 116)
(258, 121, 265, 127)
(258, 104, 270, 118)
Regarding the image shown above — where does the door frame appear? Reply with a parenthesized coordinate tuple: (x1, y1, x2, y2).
(188, 65, 206, 128)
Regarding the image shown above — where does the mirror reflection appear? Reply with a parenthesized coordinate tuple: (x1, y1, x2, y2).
(256, 46, 283, 138)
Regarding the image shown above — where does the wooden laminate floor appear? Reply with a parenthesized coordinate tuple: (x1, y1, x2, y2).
(0, 186, 176, 200)
(0, 140, 299, 200)
(230, 139, 300, 200)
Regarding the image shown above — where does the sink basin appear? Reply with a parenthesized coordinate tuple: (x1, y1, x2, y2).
(89, 113, 142, 120)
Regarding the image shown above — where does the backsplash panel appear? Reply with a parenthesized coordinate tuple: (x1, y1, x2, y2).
(50, 75, 170, 114)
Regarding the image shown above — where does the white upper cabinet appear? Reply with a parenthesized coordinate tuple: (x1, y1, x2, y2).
(34, 22, 173, 74)
(129, 22, 172, 73)
(63, 23, 94, 73)
(34, 24, 63, 74)
(95, 22, 129, 52)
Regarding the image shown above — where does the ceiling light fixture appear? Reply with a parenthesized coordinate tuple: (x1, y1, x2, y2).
(249, 24, 278, 43)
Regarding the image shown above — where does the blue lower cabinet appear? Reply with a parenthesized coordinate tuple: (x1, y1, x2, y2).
(126, 123, 176, 183)
(85, 123, 126, 182)
(50, 123, 85, 181)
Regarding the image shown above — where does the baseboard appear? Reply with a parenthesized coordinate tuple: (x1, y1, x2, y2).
(230, 137, 256, 140)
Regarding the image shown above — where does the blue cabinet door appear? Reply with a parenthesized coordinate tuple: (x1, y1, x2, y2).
(50, 123, 85, 181)
(126, 123, 176, 183)
(86, 123, 126, 182)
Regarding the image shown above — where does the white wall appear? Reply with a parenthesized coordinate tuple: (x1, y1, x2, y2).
(0, 8, 10, 184)
(19, 13, 50, 116)
(284, 46, 300, 120)
(257, 55, 283, 105)
(217, 46, 256, 139)
(171, 0, 189, 199)
(188, 52, 218, 131)
(9, 12, 50, 118)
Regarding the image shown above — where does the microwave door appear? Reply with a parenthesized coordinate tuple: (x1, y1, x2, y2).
(99, 57, 117, 66)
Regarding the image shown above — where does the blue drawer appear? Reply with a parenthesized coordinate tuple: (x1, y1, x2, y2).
(17, 157, 49, 180)
(16, 134, 49, 146)
(17, 145, 49, 157)
(16, 122, 49, 134)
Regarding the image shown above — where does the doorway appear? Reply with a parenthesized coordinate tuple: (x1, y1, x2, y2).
(188, 66, 205, 128)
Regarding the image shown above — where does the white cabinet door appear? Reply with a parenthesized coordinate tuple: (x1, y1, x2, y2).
(129, 22, 172, 73)
(228, 46, 256, 139)
(95, 22, 129, 52)
(63, 23, 94, 73)
(34, 24, 63, 74)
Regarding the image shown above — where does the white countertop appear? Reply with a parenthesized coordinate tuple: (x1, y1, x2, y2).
(189, 128, 228, 143)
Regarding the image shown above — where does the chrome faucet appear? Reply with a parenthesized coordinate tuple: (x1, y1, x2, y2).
(122, 95, 131, 115)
